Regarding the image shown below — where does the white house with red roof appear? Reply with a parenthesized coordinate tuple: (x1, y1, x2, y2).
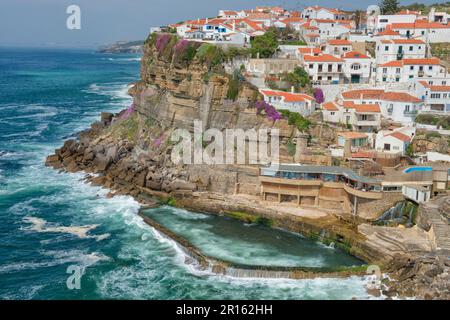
(375, 38, 426, 64)
(301, 6, 351, 20)
(218, 10, 240, 19)
(375, 127, 415, 155)
(414, 79, 450, 113)
(341, 51, 374, 84)
(389, 21, 450, 43)
(376, 58, 445, 83)
(375, 11, 420, 32)
(309, 19, 352, 42)
(260, 89, 317, 116)
(340, 89, 423, 124)
(324, 39, 352, 56)
(301, 54, 344, 84)
(322, 100, 381, 132)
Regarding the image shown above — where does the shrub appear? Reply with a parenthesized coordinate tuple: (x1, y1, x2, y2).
(155, 34, 172, 56)
(227, 70, 241, 101)
(313, 88, 324, 104)
(282, 66, 310, 90)
(281, 110, 311, 132)
(250, 30, 278, 58)
(287, 139, 296, 156)
(255, 100, 282, 121)
(196, 43, 224, 69)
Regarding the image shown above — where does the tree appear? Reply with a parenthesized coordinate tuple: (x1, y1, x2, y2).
(379, 0, 400, 14)
(283, 66, 310, 90)
(250, 30, 278, 58)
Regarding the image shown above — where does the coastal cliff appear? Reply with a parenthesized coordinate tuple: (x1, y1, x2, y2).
(45, 34, 449, 299)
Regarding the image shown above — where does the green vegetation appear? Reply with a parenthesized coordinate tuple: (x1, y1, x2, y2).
(280, 110, 311, 132)
(431, 42, 450, 63)
(196, 43, 225, 69)
(250, 29, 279, 58)
(426, 131, 442, 139)
(166, 197, 177, 206)
(117, 114, 139, 142)
(287, 139, 296, 157)
(399, 2, 450, 14)
(379, 0, 400, 14)
(282, 66, 310, 91)
(405, 143, 415, 157)
(416, 114, 450, 130)
(226, 69, 243, 101)
(279, 40, 307, 46)
(226, 211, 273, 227)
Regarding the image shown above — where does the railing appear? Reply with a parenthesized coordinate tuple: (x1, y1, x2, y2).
(404, 110, 418, 117)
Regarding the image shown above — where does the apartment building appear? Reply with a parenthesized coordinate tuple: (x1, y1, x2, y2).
(375, 39, 426, 64)
(376, 58, 445, 83)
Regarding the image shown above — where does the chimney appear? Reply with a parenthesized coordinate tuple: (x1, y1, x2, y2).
(233, 22, 236, 31)
(257, 52, 260, 59)
(291, 86, 295, 93)
(206, 17, 209, 23)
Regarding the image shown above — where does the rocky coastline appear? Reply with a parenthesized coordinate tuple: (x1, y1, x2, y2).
(45, 33, 449, 299)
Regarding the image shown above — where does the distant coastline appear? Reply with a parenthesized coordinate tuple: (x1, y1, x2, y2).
(97, 40, 144, 54)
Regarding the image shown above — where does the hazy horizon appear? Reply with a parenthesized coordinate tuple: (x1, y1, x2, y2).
(0, 0, 442, 48)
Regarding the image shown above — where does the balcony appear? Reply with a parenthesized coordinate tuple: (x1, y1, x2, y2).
(404, 110, 418, 117)
(354, 119, 380, 127)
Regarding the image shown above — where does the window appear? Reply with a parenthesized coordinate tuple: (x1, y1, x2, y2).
(382, 77, 387, 82)
(328, 64, 332, 72)
(338, 64, 342, 72)
(429, 66, 433, 70)
(380, 19, 388, 23)
(443, 93, 447, 98)
(410, 66, 414, 71)
(327, 76, 332, 80)
(352, 64, 361, 70)
(330, 112, 335, 115)
(393, 146, 399, 150)
(396, 68, 401, 73)
(384, 144, 391, 151)
(405, 105, 410, 112)
(361, 114, 368, 121)
(382, 68, 387, 73)
(409, 46, 413, 51)
(309, 64, 314, 69)
(421, 31, 425, 35)
(385, 46, 389, 51)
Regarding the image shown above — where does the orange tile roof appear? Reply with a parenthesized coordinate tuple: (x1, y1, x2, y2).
(341, 89, 385, 100)
(380, 92, 422, 103)
(418, 81, 450, 92)
(322, 102, 339, 111)
(314, 19, 337, 23)
(390, 21, 449, 29)
(298, 47, 322, 55)
(260, 90, 315, 102)
(381, 39, 425, 44)
(328, 39, 351, 45)
(380, 58, 440, 67)
(342, 51, 370, 59)
(303, 54, 344, 62)
(338, 132, 368, 139)
(353, 104, 381, 113)
(305, 33, 320, 38)
(377, 28, 400, 36)
(388, 132, 411, 142)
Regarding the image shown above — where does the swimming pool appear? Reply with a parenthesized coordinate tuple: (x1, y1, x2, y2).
(404, 167, 433, 174)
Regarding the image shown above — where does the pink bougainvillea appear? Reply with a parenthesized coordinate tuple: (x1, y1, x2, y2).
(120, 103, 135, 120)
(155, 34, 171, 56)
(255, 100, 282, 121)
(153, 134, 165, 147)
(313, 88, 324, 104)
(173, 39, 190, 56)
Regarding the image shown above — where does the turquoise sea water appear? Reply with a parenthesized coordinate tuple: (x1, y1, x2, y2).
(0, 48, 373, 300)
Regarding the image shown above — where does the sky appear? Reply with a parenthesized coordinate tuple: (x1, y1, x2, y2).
(0, 0, 442, 48)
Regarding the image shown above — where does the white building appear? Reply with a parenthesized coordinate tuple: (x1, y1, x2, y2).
(376, 58, 445, 83)
(375, 128, 414, 155)
(324, 39, 352, 56)
(415, 79, 450, 113)
(376, 12, 419, 32)
(402, 185, 431, 203)
(302, 6, 351, 20)
(341, 89, 423, 124)
(342, 51, 374, 84)
(301, 54, 344, 84)
(389, 21, 450, 43)
(375, 39, 426, 64)
(322, 101, 381, 132)
(260, 89, 317, 116)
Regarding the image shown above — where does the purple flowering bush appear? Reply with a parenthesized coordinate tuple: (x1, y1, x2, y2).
(255, 100, 282, 121)
(155, 34, 171, 56)
(153, 134, 165, 147)
(313, 88, 324, 104)
(120, 103, 135, 120)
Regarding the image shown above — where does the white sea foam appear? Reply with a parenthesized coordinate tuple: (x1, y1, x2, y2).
(23, 216, 110, 241)
(0, 250, 110, 274)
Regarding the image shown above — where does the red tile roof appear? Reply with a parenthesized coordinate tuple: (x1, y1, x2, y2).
(380, 58, 440, 67)
(328, 39, 351, 45)
(390, 21, 450, 29)
(377, 28, 400, 36)
(298, 47, 322, 55)
(342, 51, 370, 59)
(388, 132, 411, 142)
(260, 90, 315, 102)
(353, 104, 381, 113)
(380, 60, 403, 67)
(322, 102, 339, 111)
(341, 89, 385, 100)
(418, 81, 450, 92)
(380, 92, 422, 103)
(338, 132, 368, 139)
(303, 54, 344, 62)
(381, 39, 425, 44)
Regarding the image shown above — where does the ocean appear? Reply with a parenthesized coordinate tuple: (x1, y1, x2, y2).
(0, 48, 373, 300)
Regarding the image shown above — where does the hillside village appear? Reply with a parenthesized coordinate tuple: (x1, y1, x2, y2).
(148, 4, 450, 200)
